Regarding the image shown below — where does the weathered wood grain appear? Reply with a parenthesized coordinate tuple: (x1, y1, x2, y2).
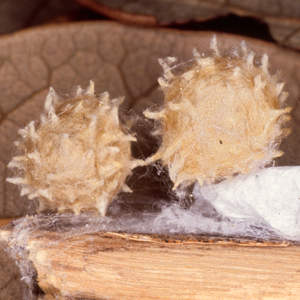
(24, 231, 300, 299)
(1, 221, 299, 300)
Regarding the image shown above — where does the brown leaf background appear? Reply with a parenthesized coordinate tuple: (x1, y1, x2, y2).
(1, 22, 300, 216)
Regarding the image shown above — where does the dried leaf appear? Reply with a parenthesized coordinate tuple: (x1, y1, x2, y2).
(74, 0, 300, 49)
(0, 0, 84, 35)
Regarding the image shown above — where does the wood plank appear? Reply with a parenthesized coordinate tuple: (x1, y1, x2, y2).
(1, 219, 300, 299)
(25, 231, 300, 300)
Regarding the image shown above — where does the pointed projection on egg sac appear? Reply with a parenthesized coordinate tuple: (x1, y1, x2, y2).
(7, 81, 143, 216)
(144, 35, 292, 190)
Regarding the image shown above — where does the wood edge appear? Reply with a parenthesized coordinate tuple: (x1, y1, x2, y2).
(0, 217, 15, 227)
(0, 218, 16, 243)
(0, 228, 12, 243)
(0, 217, 296, 248)
(104, 232, 292, 247)
(26, 230, 295, 248)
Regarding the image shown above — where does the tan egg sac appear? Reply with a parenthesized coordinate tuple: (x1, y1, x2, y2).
(7, 81, 142, 216)
(144, 35, 292, 190)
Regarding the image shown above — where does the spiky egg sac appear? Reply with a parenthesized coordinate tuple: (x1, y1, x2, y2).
(7, 81, 141, 216)
(145, 36, 292, 190)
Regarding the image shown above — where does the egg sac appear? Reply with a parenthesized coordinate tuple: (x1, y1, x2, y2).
(7, 81, 142, 216)
(144, 36, 292, 189)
